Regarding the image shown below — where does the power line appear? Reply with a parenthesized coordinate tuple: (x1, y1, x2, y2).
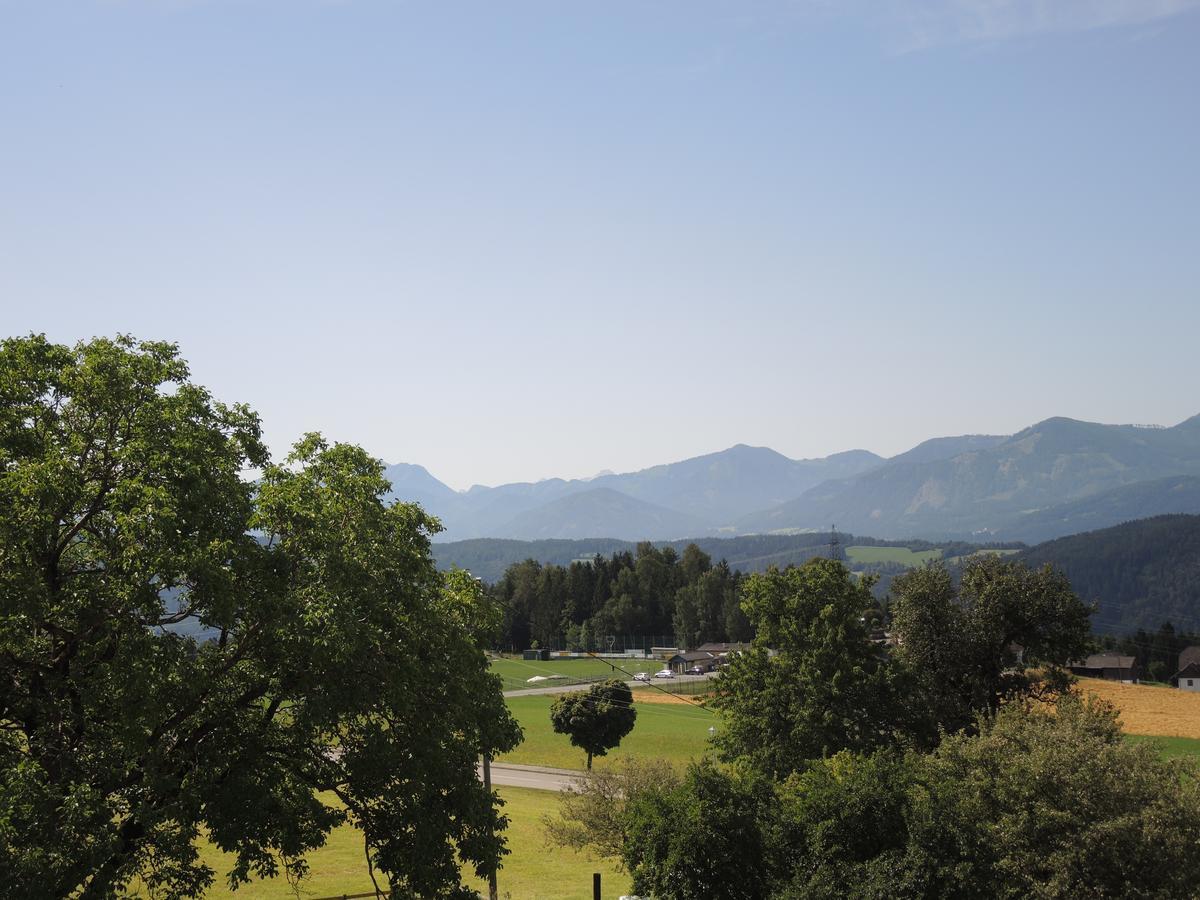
(576, 650, 718, 714)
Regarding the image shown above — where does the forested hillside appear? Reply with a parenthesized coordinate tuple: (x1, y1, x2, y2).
(434, 531, 1015, 583)
(1016, 515, 1200, 634)
(476, 533, 1030, 651)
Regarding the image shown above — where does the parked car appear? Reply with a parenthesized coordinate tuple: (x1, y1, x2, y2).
(686, 665, 705, 675)
(654, 668, 675, 679)
(633, 672, 651, 682)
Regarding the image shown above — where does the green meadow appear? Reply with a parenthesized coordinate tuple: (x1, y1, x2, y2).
(156, 693, 710, 898)
(499, 693, 720, 770)
(1124, 733, 1200, 761)
(137, 694, 1200, 898)
(845, 545, 943, 566)
(156, 786, 628, 900)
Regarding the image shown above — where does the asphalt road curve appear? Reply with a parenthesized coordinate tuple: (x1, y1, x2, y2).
(479, 761, 585, 792)
(504, 671, 716, 698)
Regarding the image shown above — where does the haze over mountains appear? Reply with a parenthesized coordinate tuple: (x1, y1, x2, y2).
(385, 414, 1200, 544)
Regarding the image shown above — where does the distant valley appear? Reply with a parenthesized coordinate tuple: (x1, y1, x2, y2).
(434, 515, 1200, 636)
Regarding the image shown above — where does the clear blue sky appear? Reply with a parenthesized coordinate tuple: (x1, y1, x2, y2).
(2, 1, 1198, 489)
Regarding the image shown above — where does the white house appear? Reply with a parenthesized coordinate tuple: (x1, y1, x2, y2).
(1174, 661, 1200, 691)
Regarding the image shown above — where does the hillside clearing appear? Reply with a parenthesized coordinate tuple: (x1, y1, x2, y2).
(845, 545, 942, 566)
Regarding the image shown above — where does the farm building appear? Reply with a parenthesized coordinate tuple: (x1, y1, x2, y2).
(1178, 646, 1200, 672)
(1174, 661, 1200, 691)
(1068, 654, 1139, 683)
(668, 650, 721, 673)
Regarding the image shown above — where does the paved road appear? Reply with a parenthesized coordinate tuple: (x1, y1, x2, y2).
(504, 672, 716, 698)
(479, 761, 585, 792)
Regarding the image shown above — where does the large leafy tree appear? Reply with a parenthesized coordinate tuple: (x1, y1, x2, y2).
(622, 762, 774, 900)
(0, 335, 520, 898)
(889, 557, 1091, 740)
(712, 558, 897, 777)
(549, 678, 636, 769)
(901, 695, 1200, 899)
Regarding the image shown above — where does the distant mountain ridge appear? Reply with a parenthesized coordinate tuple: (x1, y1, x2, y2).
(384, 413, 1200, 544)
(384, 443, 883, 541)
(735, 416, 1200, 541)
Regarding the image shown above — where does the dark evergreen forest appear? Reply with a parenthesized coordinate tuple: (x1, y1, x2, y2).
(1017, 514, 1200, 634)
(487, 542, 753, 651)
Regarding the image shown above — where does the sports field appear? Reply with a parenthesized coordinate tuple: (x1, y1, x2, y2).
(490, 655, 664, 692)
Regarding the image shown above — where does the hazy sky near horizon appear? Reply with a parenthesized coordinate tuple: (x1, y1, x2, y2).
(2, 1, 1198, 490)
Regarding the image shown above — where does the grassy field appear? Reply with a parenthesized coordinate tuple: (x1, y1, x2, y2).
(154, 786, 627, 900)
(144, 677, 1200, 897)
(490, 656, 664, 692)
(845, 545, 942, 566)
(1124, 733, 1200, 761)
(131, 690, 711, 898)
(499, 693, 720, 770)
(462, 786, 631, 900)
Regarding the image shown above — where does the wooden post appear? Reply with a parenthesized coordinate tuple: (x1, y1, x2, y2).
(483, 755, 498, 900)
(593, 872, 601, 900)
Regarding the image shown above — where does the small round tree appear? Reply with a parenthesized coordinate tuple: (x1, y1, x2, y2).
(550, 679, 637, 769)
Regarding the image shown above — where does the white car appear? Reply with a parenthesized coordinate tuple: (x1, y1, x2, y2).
(654, 668, 675, 679)
(633, 672, 651, 682)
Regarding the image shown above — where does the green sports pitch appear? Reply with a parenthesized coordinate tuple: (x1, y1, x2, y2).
(489, 655, 665, 691)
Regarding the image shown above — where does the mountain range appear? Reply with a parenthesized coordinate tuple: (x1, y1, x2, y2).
(385, 414, 1200, 544)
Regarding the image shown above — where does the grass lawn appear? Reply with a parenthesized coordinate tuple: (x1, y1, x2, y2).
(490, 656, 664, 692)
(147, 785, 626, 900)
(1125, 733, 1200, 761)
(845, 545, 942, 566)
(464, 786, 630, 900)
(499, 694, 720, 770)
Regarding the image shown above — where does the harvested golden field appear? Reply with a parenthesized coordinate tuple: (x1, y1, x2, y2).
(1075, 678, 1200, 738)
(632, 688, 708, 705)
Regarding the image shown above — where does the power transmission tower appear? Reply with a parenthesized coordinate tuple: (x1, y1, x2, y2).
(829, 524, 845, 561)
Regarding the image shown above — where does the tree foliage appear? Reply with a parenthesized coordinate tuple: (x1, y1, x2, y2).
(542, 757, 679, 862)
(0, 335, 520, 898)
(712, 558, 898, 777)
(553, 697, 1200, 899)
(489, 542, 749, 651)
(549, 678, 636, 769)
(899, 695, 1200, 899)
(889, 557, 1091, 740)
(622, 761, 774, 900)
